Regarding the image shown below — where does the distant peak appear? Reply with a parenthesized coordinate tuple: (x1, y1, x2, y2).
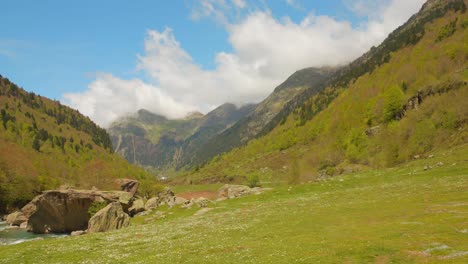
(184, 111, 204, 119)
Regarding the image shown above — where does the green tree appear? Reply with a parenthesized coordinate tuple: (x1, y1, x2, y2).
(383, 85, 405, 123)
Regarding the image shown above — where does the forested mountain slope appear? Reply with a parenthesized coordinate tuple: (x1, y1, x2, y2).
(0, 76, 152, 213)
(182, 0, 468, 184)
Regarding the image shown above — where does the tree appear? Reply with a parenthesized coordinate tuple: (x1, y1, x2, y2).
(32, 136, 41, 152)
(383, 85, 405, 123)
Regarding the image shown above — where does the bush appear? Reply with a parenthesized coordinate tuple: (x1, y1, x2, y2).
(88, 201, 108, 217)
(246, 174, 260, 188)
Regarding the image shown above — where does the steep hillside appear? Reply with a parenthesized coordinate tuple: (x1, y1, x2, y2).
(108, 103, 256, 171)
(182, 0, 468, 184)
(185, 67, 333, 167)
(0, 76, 153, 213)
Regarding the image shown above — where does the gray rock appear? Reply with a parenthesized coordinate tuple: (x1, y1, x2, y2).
(70, 230, 86, 236)
(5, 211, 28, 226)
(145, 197, 160, 211)
(128, 198, 145, 216)
(194, 197, 211, 208)
(26, 189, 133, 234)
(114, 178, 140, 196)
(88, 202, 130, 233)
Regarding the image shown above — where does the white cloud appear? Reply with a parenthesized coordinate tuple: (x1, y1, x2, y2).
(63, 0, 425, 127)
(63, 74, 193, 127)
(232, 0, 246, 9)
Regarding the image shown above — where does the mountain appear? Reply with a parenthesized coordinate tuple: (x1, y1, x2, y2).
(182, 0, 468, 183)
(0, 76, 153, 214)
(183, 67, 334, 167)
(108, 103, 256, 171)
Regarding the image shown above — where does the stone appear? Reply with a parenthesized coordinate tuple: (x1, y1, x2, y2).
(128, 198, 145, 216)
(217, 184, 253, 199)
(174, 197, 188, 206)
(194, 197, 210, 208)
(70, 230, 86, 236)
(20, 221, 28, 229)
(145, 197, 160, 211)
(5, 211, 28, 226)
(217, 184, 272, 199)
(88, 202, 130, 233)
(436, 162, 444, 167)
(26, 189, 129, 234)
(115, 178, 140, 196)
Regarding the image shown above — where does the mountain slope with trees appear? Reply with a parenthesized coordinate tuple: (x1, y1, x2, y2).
(0, 76, 153, 213)
(181, 0, 468, 184)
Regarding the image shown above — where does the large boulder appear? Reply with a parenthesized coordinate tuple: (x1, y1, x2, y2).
(115, 179, 140, 196)
(128, 198, 145, 216)
(87, 202, 130, 233)
(26, 189, 130, 234)
(5, 211, 28, 226)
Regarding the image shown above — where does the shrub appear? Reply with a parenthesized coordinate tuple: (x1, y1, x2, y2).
(246, 174, 260, 188)
(88, 201, 108, 217)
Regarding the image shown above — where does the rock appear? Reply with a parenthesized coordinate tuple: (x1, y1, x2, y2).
(70, 230, 86, 236)
(174, 197, 188, 206)
(217, 184, 272, 199)
(217, 184, 253, 199)
(424, 165, 432, 171)
(413, 155, 420, 159)
(194, 208, 213, 216)
(194, 197, 210, 208)
(145, 197, 160, 211)
(26, 189, 129, 234)
(115, 178, 140, 196)
(436, 162, 444, 167)
(88, 202, 130, 233)
(128, 198, 145, 216)
(428, 154, 434, 158)
(5, 211, 28, 226)
(181, 199, 195, 209)
(20, 221, 28, 229)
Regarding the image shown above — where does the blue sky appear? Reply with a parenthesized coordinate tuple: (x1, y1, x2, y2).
(0, 0, 425, 126)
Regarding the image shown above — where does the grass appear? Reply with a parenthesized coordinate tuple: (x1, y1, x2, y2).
(0, 147, 467, 263)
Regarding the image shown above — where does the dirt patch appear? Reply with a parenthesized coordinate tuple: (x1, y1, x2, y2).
(177, 191, 218, 200)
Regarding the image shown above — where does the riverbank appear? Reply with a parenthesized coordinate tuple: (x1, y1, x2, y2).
(0, 222, 67, 246)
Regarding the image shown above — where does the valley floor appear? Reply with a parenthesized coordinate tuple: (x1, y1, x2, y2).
(0, 146, 467, 263)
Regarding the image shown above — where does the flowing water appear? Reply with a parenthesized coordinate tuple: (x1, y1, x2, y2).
(0, 221, 68, 245)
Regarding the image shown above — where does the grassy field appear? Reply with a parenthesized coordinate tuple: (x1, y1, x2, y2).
(0, 146, 467, 263)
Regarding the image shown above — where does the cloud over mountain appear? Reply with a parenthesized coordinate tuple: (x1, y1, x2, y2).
(63, 0, 424, 127)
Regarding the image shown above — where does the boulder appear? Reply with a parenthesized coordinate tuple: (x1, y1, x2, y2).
(26, 189, 130, 234)
(115, 179, 140, 196)
(128, 198, 145, 216)
(217, 184, 253, 199)
(20, 221, 28, 229)
(217, 184, 272, 199)
(145, 197, 160, 211)
(5, 211, 28, 226)
(194, 197, 210, 208)
(174, 197, 188, 206)
(88, 202, 130, 233)
(70, 230, 86, 236)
